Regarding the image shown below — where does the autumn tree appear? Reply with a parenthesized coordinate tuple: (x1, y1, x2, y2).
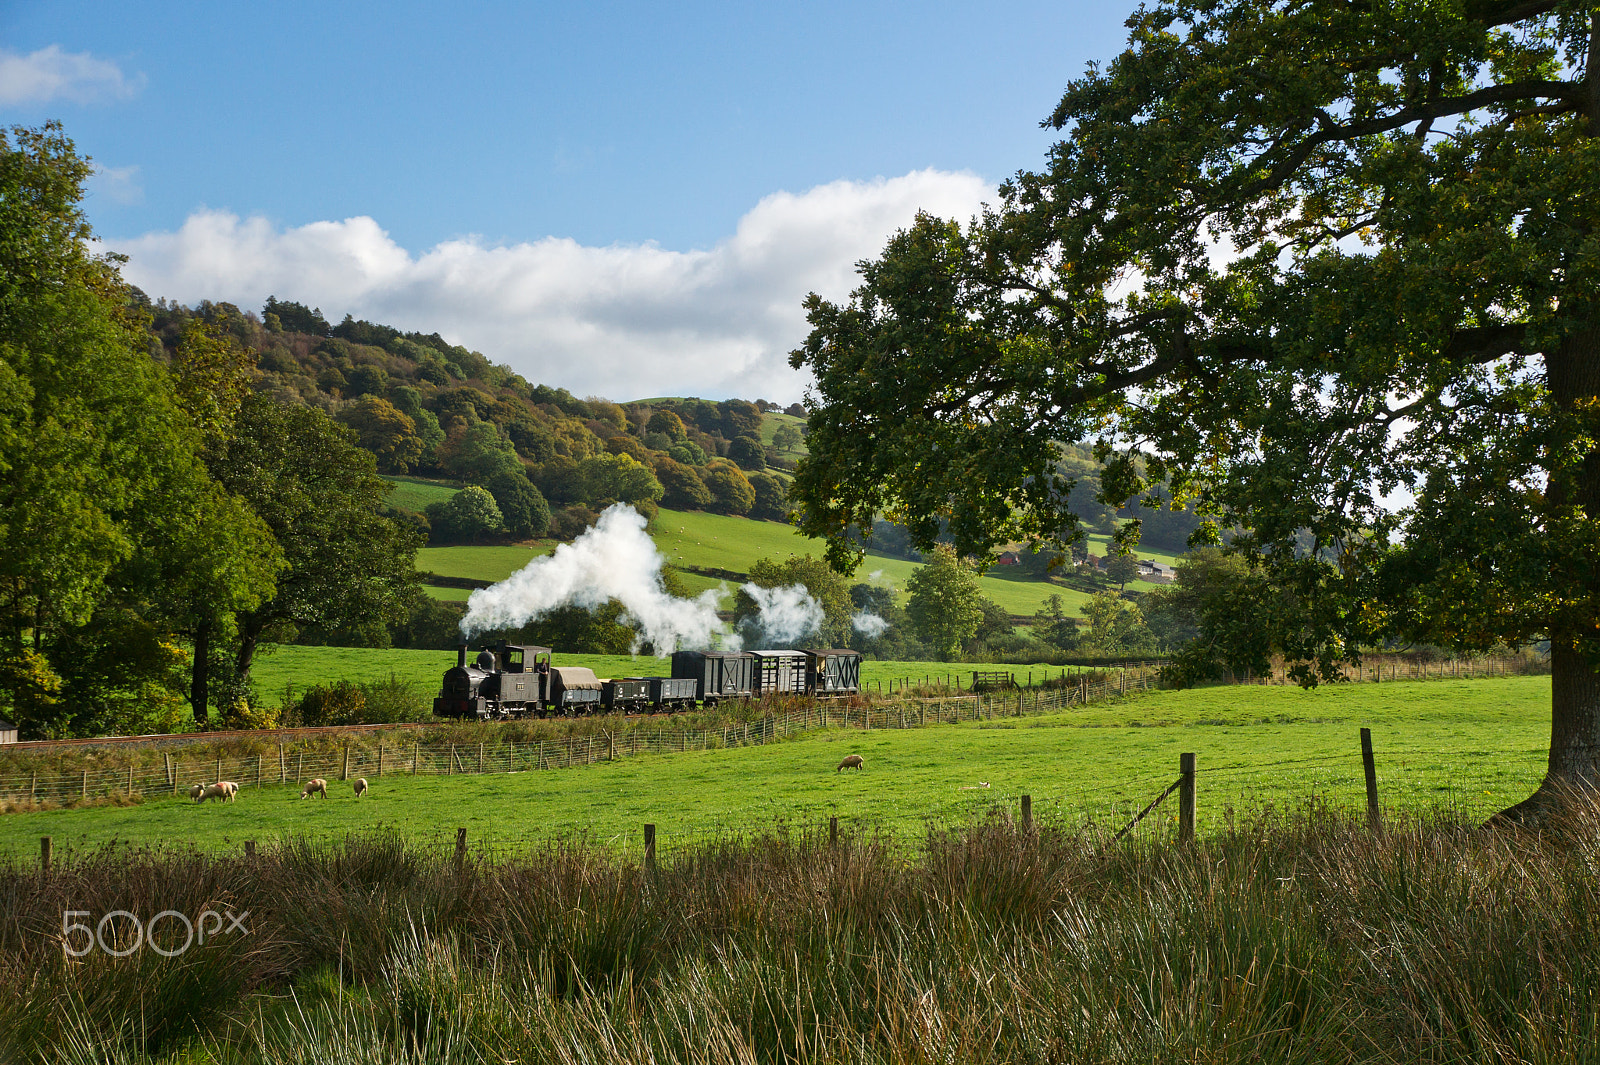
(791, 1, 1600, 822)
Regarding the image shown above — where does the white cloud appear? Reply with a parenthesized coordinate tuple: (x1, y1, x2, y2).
(88, 164, 143, 206)
(0, 45, 143, 106)
(105, 169, 992, 402)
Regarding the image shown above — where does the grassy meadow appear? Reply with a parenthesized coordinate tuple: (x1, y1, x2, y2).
(0, 675, 1550, 859)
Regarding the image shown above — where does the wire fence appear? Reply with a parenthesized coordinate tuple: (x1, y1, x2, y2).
(0, 651, 1547, 809)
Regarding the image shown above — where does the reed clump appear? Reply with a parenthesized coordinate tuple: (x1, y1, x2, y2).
(3, 801, 1599, 1063)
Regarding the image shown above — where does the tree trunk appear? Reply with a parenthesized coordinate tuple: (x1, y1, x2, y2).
(236, 625, 261, 693)
(190, 618, 211, 727)
(1496, 321, 1600, 824)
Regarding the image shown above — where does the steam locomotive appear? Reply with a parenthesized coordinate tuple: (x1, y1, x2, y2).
(433, 642, 863, 720)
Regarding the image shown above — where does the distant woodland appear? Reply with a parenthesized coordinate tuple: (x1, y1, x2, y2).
(144, 296, 804, 545)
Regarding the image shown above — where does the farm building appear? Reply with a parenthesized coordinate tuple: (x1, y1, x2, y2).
(0, 715, 16, 744)
(1139, 560, 1177, 582)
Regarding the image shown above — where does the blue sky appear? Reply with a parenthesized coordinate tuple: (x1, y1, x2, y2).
(3, 1, 1134, 400)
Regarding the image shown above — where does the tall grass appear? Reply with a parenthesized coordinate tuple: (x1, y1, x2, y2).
(3, 802, 1599, 1063)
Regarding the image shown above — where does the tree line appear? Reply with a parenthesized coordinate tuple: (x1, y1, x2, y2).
(147, 298, 801, 548)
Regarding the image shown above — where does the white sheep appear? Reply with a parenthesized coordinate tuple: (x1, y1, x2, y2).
(196, 781, 238, 803)
(352, 777, 368, 799)
(189, 783, 205, 800)
(300, 778, 328, 799)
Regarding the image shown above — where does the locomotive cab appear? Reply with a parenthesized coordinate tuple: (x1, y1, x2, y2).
(434, 643, 552, 719)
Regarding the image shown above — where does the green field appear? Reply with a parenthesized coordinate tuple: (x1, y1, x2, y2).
(380, 474, 460, 512)
(0, 676, 1550, 857)
(417, 543, 555, 582)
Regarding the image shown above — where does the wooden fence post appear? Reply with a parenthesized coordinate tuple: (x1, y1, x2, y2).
(216, 756, 222, 784)
(644, 823, 656, 869)
(1021, 794, 1032, 831)
(279, 744, 285, 784)
(478, 742, 485, 773)
(1178, 753, 1196, 844)
(342, 746, 350, 781)
(81, 769, 87, 801)
(40, 836, 51, 873)
(413, 742, 419, 775)
(454, 827, 467, 867)
(255, 755, 262, 788)
(829, 816, 839, 847)
(297, 752, 303, 783)
(126, 764, 133, 796)
(378, 744, 384, 778)
(1361, 727, 1381, 831)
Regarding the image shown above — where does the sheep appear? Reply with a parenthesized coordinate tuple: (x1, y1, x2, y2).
(189, 783, 205, 800)
(837, 754, 865, 773)
(196, 781, 238, 803)
(299, 778, 328, 799)
(352, 777, 368, 799)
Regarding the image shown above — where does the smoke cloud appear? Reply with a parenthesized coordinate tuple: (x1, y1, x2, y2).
(739, 584, 824, 646)
(851, 611, 890, 638)
(460, 504, 729, 654)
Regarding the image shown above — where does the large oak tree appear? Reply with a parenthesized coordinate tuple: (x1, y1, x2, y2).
(791, 1, 1600, 821)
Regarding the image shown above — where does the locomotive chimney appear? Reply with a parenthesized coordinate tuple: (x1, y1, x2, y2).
(457, 641, 468, 669)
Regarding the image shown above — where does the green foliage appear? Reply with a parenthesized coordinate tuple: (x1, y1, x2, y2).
(788, 3, 1600, 669)
(215, 392, 422, 686)
(701, 463, 754, 516)
(579, 452, 662, 509)
(771, 422, 802, 452)
(338, 397, 423, 472)
(425, 486, 505, 544)
(645, 409, 686, 442)
(0, 648, 64, 739)
(747, 471, 787, 521)
(486, 470, 550, 540)
(905, 545, 984, 657)
(1104, 553, 1140, 590)
(727, 434, 766, 472)
(655, 456, 713, 510)
(437, 420, 521, 484)
(1077, 591, 1156, 656)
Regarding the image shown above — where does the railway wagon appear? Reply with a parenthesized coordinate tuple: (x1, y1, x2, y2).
(647, 676, 699, 711)
(751, 650, 808, 695)
(671, 650, 755, 703)
(805, 649, 863, 694)
(602, 678, 653, 712)
(549, 666, 603, 714)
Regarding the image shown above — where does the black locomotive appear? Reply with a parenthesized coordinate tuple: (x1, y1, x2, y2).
(434, 642, 862, 720)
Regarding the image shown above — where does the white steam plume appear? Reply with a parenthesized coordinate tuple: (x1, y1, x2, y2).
(739, 584, 824, 646)
(460, 504, 729, 653)
(851, 611, 890, 638)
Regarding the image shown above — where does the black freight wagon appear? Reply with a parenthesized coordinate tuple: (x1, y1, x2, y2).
(671, 650, 755, 703)
(603, 678, 653, 712)
(648, 676, 699, 711)
(804, 649, 863, 694)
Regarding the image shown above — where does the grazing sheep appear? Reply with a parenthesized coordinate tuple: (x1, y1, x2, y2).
(189, 783, 205, 800)
(352, 777, 368, 799)
(300, 778, 328, 799)
(837, 754, 865, 773)
(196, 781, 238, 803)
